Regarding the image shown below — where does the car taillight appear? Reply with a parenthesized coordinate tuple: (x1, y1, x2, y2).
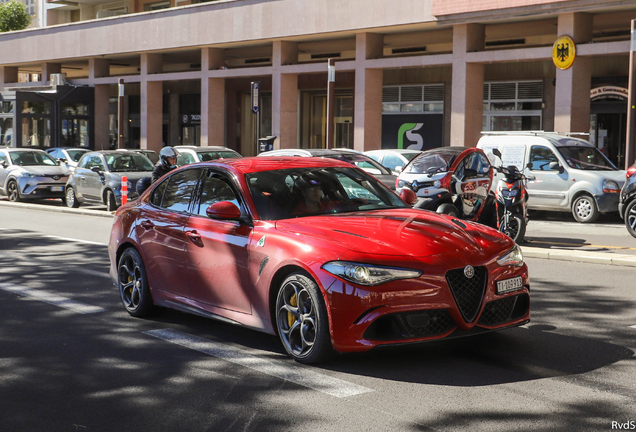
(627, 166, 636, 179)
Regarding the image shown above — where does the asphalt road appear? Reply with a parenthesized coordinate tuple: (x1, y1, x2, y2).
(1, 203, 635, 431)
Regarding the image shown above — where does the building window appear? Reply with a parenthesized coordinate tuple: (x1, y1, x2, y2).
(144, 1, 170, 11)
(483, 81, 543, 132)
(382, 84, 444, 114)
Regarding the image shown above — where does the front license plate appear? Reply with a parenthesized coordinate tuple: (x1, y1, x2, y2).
(50, 186, 63, 192)
(497, 276, 523, 294)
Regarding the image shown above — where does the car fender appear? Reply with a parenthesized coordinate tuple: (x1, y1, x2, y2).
(567, 178, 601, 206)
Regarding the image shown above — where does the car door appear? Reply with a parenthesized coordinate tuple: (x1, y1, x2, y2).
(184, 169, 252, 314)
(526, 145, 569, 209)
(0, 151, 10, 193)
(136, 168, 202, 298)
(83, 155, 106, 200)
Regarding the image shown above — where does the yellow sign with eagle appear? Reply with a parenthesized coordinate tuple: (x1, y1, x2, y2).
(552, 35, 576, 70)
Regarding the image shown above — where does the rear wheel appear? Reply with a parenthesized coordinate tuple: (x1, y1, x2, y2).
(275, 273, 336, 364)
(7, 179, 21, 202)
(65, 186, 80, 208)
(500, 212, 526, 244)
(572, 194, 599, 223)
(106, 190, 117, 211)
(118, 247, 154, 317)
(625, 200, 636, 238)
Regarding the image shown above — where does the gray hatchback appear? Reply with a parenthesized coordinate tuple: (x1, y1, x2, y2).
(65, 150, 154, 211)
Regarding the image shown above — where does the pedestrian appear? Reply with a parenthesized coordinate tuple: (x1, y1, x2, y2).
(152, 146, 180, 183)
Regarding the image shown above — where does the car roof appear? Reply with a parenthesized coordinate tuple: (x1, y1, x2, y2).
(259, 148, 361, 157)
(189, 156, 355, 175)
(0, 147, 48, 152)
(481, 132, 594, 148)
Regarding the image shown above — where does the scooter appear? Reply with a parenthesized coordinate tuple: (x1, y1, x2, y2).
(491, 148, 529, 243)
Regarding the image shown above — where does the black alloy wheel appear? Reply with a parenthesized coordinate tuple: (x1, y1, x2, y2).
(625, 200, 636, 238)
(118, 247, 154, 317)
(7, 179, 21, 202)
(275, 273, 336, 364)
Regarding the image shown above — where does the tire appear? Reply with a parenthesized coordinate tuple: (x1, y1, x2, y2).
(436, 203, 459, 217)
(65, 186, 80, 208)
(571, 194, 599, 223)
(106, 190, 117, 211)
(624, 200, 636, 238)
(118, 247, 154, 317)
(275, 273, 336, 364)
(500, 212, 526, 244)
(7, 179, 21, 202)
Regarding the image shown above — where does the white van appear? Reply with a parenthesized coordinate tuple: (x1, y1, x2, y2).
(477, 132, 625, 223)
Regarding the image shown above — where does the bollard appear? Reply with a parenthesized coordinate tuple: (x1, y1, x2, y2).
(121, 176, 128, 206)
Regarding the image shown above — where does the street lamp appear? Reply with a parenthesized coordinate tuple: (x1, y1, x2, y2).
(326, 58, 335, 149)
(118, 78, 124, 149)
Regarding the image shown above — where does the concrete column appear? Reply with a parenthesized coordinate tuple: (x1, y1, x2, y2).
(272, 41, 299, 149)
(450, 24, 485, 147)
(0, 66, 18, 90)
(354, 33, 383, 152)
(41, 63, 62, 84)
(554, 13, 593, 134)
(169, 92, 179, 146)
(89, 58, 109, 79)
(94, 84, 110, 150)
(201, 48, 226, 147)
(140, 53, 164, 152)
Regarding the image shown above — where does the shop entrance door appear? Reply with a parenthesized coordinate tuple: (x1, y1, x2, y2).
(301, 92, 353, 149)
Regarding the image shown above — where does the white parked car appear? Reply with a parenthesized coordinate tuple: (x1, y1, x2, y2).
(365, 149, 422, 173)
(174, 146, 242, 165)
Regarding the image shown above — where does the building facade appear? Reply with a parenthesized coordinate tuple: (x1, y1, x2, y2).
(0, 0, 634, 167)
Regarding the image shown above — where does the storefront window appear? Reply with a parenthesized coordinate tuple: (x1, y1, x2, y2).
(383, 84, 444, 114)
(1, 118, 12, 147)
(62, 103, 89, 116)
(483, 81, 543, 132)
(61, 118, 89, 147)
(0, 101, 13, 114)
(21, 101, 51, 114)
(21, 117, 51, 147)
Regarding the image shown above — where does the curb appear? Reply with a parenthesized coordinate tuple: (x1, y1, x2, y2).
(0, 199, 115, 219)
(521, 246, 636, 267)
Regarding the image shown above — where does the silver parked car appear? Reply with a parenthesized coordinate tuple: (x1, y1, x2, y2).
(0, 147, 71, 202)
(364, 149, 422, 173)
(46, 147, 90, 171)
(65, 150, 154, 211)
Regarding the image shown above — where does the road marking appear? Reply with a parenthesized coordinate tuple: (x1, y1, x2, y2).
(42, 235, 108, 246)
(527, 239, 636, 251)
(629, 325, 636, 329)
(0, 282, 106, 314)
(144, 328, 374, 398)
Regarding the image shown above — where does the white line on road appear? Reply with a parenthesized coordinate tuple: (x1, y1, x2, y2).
(144, 328, 374, 398)
(629, 325, 636, 329)
(42, 235, 108, 246)
(0, 282, 106, 314)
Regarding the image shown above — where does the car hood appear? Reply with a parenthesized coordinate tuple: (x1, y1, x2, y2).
(16, 165, 70, 175)
(274, 209, 508, 257)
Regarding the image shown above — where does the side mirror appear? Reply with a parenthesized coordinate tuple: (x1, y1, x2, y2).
(206, 201, 242, 220)
(526, 162, 533, 170)
(0, 160, 7, 169)
(90, 166, 101, 173)
(57, 157, 68, 164)
(549, 161, 564, 173)
(399, 188, 418, 206)
(492, 148, 502, 159)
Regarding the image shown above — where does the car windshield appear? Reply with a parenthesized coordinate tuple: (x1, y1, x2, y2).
(66, 149, 89, 162)
(105, 154, 155, 172)
(196, 150, 240, 161)
(177, 153, 196, 166)
(556, 146, 618, 171)
(246, 166, 407, 220)
(405, 150, 458, 174)
(326, 154, 392, 175)
(10, 151, 58, 166)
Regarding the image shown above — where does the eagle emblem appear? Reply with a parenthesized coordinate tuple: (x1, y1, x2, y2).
(556, 43, 569, 62)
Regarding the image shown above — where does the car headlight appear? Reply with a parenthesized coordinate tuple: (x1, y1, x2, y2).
(497, 245, 524, 267)
(602, 179, 620, 194)
(433, 180, 441, 188)
(322, 261, 422, 286)
(22, 171, 37, 178)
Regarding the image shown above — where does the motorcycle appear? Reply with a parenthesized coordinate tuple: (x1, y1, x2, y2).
(491, 148, 529, 243)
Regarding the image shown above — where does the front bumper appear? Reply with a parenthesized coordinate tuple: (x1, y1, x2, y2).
(323, 254, 530, 352)
(17, 176, 67, 199)
(594, 192, 620, 214)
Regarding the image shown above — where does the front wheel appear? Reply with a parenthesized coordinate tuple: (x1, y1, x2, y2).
(572, 194, 599, 223)
(66, 186, 80, 208)
(118, 247, 154, 317)
(624, 200, 636, 238)
(105, 190, 117, 211)
(7, 179, 21, 202)
(500, 211, 526, 244)
(275, 273, 336, 364)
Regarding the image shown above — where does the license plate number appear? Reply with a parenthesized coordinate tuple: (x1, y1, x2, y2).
(497, 276, 523, 294)
(50, 186, 63, 192)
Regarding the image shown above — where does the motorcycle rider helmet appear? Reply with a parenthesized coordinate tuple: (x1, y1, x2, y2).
(159, 146, 180, 169)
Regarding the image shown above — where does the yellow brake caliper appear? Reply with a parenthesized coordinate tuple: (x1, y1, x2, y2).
(288, 293, 297, 328)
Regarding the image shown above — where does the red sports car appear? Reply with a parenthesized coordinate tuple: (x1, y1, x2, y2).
(108, 156, 530, 364)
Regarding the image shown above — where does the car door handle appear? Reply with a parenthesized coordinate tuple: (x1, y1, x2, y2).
(140, 220, 154, 230)
(186, 230, 201, 241)
(79, 176, 85, 180)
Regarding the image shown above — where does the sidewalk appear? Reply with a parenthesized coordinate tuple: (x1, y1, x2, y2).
(2, 199, 635, 267)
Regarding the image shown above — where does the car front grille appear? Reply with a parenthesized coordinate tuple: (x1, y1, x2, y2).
(477, 293, 529, 326)
(446, 266, 487, 323)
(363, 309, 455, 341)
